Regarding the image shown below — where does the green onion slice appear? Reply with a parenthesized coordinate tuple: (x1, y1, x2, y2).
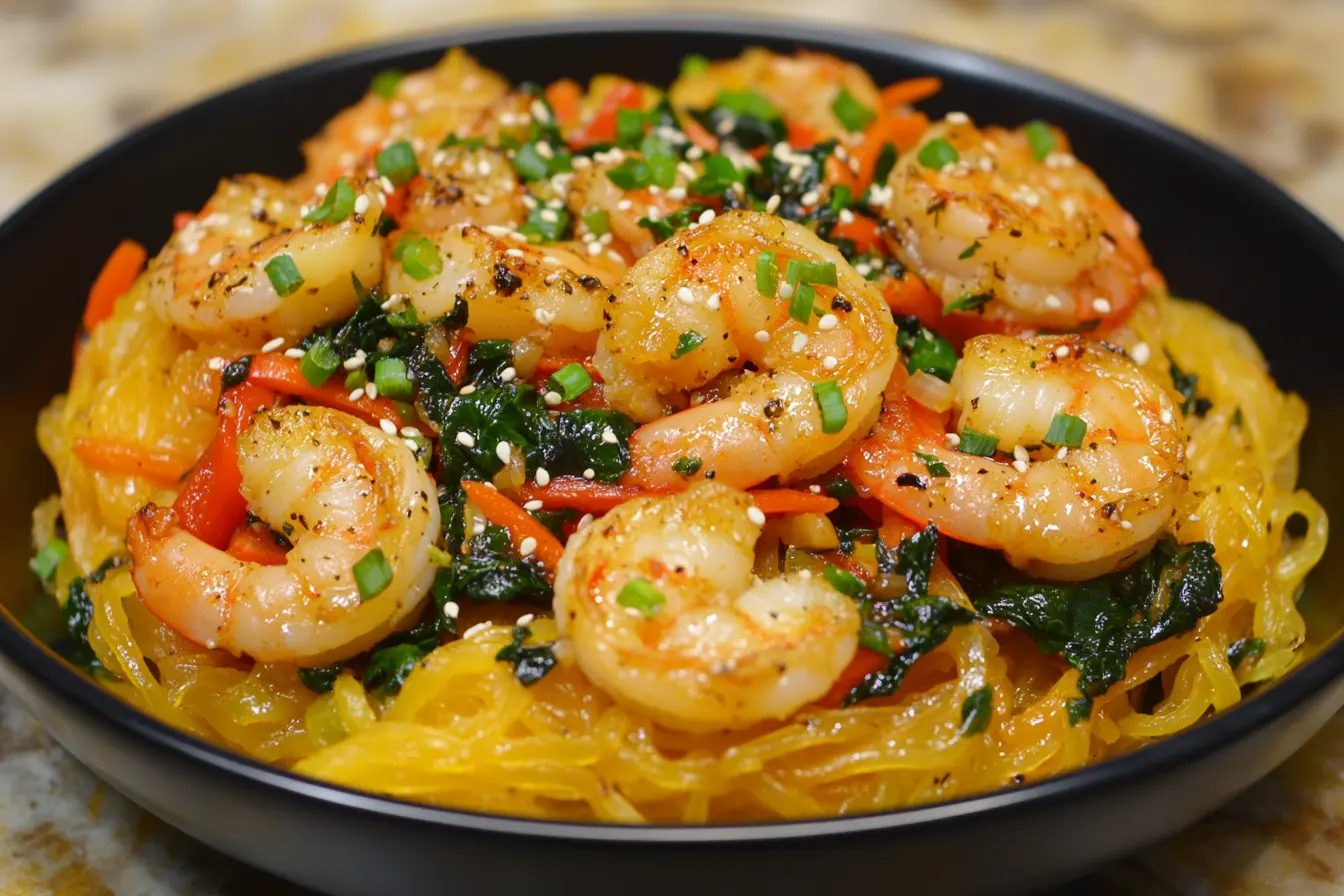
(1024, 120, 1056, 162)
(302, 178, 357, 224)
(548, 362, 592, 401)
(374, 357, 414, 400)
(616, 577, 665, 617)
(755, 251, 779, 297)
(264, 255, 304, 297)
(396, 236, 443, 281)
(353, 548, 393, 600)
(300, 338, 340, 386)
(375, 140, 419, 188)
(31, 538, 69, 581)
(831, 88, 876, 132)
(917, 138, 959, 170)
(823, 564, 865, 597)
(957, 428, 999, 457)
(1043, 412, 1087, 448)
(813, 380, 847, 434)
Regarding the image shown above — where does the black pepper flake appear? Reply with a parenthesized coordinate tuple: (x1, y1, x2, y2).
(830, 296, 853, 313)
(578, 275, 602, 290)
(493, 263, 521, 296)
(896, 472, 927, 490)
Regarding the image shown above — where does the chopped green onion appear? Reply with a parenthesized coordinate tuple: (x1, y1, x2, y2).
(672, 330, 705, 359)
(823, 564, 865, 597)
(680, 54, 710, 76)
(785, 259, 838, 288)
(302, 178, 357, 224)
(813, 380, 847, 434)
(957, 428, 999, 457)
(859, 618, 894, 657)
(375, 140, 419, 188)
(264, 255, 304, 297)
(616, 577, 665, 617)
(687, 154, 741, 195)
(829, 184, 853, 213)
(831, 87, 876, 132)
(917, 138, 959, 170)
(344, 369, 367, 390)
(914, 451, 950, 477)
(872, 142, 898, 185)
(547, 362, 592, 401)
(789, 282, 815, 324)
(945, 292, 993, 313)
(518, 202, 571, 243)
(582, 210, 610, 236)
(756, 251, 779, 297)
(647, 154, 678, 189)
(353, 548, 392, 600)
(715, 89, 780, 120)
(1024, 120, 1056, 162)
(958, 240, 981, 260)
(615, 108, 647, 148)
(606, 158, 653, 191)
(896, 320, 958, 383)
(370, 68, 405, 99)
(511, 143, 550, 182)
(396, 236, 443, 281)
(672, 456, 702, 478)
(1044, 412, 1087, 448)
(30, 538, 68, 581)
(386, 305, 420, 329)
(374, 357, 413, 400)
(300, 338, 340, 386)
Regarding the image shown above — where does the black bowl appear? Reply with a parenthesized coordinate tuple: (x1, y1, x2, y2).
(3, 15, 1343, 896)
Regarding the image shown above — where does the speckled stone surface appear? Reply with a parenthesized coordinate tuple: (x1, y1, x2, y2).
(2, 1, 1342, 893)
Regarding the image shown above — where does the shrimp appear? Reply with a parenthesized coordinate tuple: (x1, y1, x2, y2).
(849, 334, 1188, 580)
(553, 481, 860, 732)
(565, 155, 690, 259)
(398, 143, 526, 236)
(596, 210, 897, 488)
(669, 47, 881, 141)
(880, 117, 1164, 331)
(126, 406, 440, 664)
(147, 175, 385, 347)
(387, 224, 623, 355)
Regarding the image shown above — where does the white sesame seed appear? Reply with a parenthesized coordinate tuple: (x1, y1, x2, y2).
(577, 513, 595, 529)
(484, 225, 511, 237)
(455, 432, 476, 448)
(1160, 408, 1173, 425)
(583, 468, 596, 480)
(380, 176, 396, 194)
(839, 209, 855, 224)
(665, 186, 687, 201)
(522, 500, 544, 512)
(365, 382, 378, 399)
(403, 437, 422, 453)
(697, 209, 716, 225)
(535, 467, 551, 486)
(1055, 344, 1071, 358)
(1043, 294, 1063, 310)
(1012, 459, 1029, 474)
(867, 185, 893, 206)
(601, 426, 619, 445)
(817, 314, 839, 331)
(354, 194, 371, 215)
(380, 293, 405, 311)
(1092, 297, 1112, 314)
(207, 356, 227, 371)
(747, 506, 767, 526)
(534, 308, 557, 325)
(587, 242, 602, 257)
(261, 337, 285, 353)
(677, 286, 696, 304)
(945, 432, 962, 447)
(1013, 445, 1030, 464)
(544, 391, 563, 406)
(443, 601, 460, 619)
(472, 520, 486, 536)
(541, 255, 562, 267)
(459, 384, 477, 395)
(496, 442, 512, 464)
(606, 250, 624, 264)
(616, 199, 633, 211)
(754, 330, 771, 344)
(779, 282, 795, 300)
(1057, 446, 1069, 460)
(379, 418, 398, 435)
(348, 387, 366, 401)
(1119, 519, 1134, 530)
(1130, 342, 1151, 365)
(499, 366, 517, 383)
(706, 292, 722, 311)
(809, 484, 822, 494)
(505, 248, 525, 259)
(822, 356, 838, 371)
(799, 190, 820, 206)
(343, 353, 366, 371)
(400, 426, 421, 438)
(284, 347, 305, 359)
(463, 621, 491, 639)
(792, 333, 809, 352)
(1188, 514, 1201, 523)
(946, 111, 970, 125)
(765, 194, 782, 214)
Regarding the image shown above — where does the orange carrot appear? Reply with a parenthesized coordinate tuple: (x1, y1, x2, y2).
(514, 479, 839, 516)
(819, 647, 889, 708)
(569, 81, 642, 148)
(882, 272, 944, 325)
(172, 212, 195, 231)
(879, 76, 942, 111)
(226, 526, 289, 566)
(786, 120, 819, 149)
(383, 179, 413, 220)
(82, 240, 148, 332)
(532, 354, 604, 382)
(682, 116, 719, 154)
(246, 354, 406, 428)
(461, 481, 565, 570)
(545, 78, 582, 126)
(71, 438, 194, 486)
(829, 216, 884, 255)
(854, 112, 930, 188)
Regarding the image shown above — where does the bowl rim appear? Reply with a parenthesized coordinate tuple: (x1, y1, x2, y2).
(4, 11, 1343, 844)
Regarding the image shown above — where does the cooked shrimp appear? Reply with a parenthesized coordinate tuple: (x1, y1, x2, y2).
(597, 210, 897, 488)
(881, 117, 1163, 330)
(565, 155, 690, 258)
(301, 48, 510, 184)
(387, 224, 622, 355)
(147, 175, 385, 347)
(849, 335, 1187, 580)
(553, 481, 860, 732)
(669, 47, 881, 141)
(398, 144, 526, 236)
(126, 406, 440, 664)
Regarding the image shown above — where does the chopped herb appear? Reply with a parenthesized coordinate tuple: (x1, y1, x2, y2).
(829, 184, 853, 214)
(606, 157, 653, 191)
(687, 154, 742, 196)
(917, 138, 959, 170)
(1024, 120, 1056, 162)
(756, 251, 779, 297)
(298, 664, 343, 694)
(353, 548, 392, 600)
(957, 429, 999, 457)
(959, 686, 993, 736)
(30, 539, 68, 582)
(832, 87, 876, 132)
(496, 625, 557, 685)
(1169, 360, 1212, 417)
(1229, 637, 1266, 670)
(547, 362, 593, 402)
(946, 292, 993, 313)
(672, 456, 703, 478)
(637, 204, 707, 241)
(812, 380, 847, 434)
(617, 578, 666, 617)
(370, 69, 405, 99)
(302, 178, 357, 224)
(373, 357, 413, 400)
(375, 140, 419, 189)
(395, 236, 443, 281)
(511, 142, 550, 182)
(300, 337, 341, 386)
(894, 315, 957, 382)
(824, 565, 866, 598)
(958, 240, 981, 260)
(1044, 412, 1087, 448)
(914, 451, 950, 477)
(264, 255, 304, 297)
(615, 107, 648, 148)
(872, 142, 897, 186)
(672, 330, 705, 359)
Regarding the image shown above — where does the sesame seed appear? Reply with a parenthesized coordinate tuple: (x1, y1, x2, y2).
(799, 190, 820, 206)
(459, 384, 477, 395)
(779, 282, 795, 300)
(1056, 344, 1071, 358)
(1119, 520, 1134, 531)
(867, 185, 893, 206)
(534, 308, 557, 325)
(207, 357, 227, 371)
(1188, 514, 1201, 522)
(1012, 459, 1029, 474)
(456, 432, 476, 448)
(496, 442, 512, 464)
(400, 426, 421, 438)
(616, 199, 633, 211)
(606, 250, 624, 264)
(839, 209, 855, 224)
(946, 111, 970, 124)
(677, 286, 696, 304)
(544, 391, 563, 406)
(818, 314, 839, 331)
(535, 467, 551, 486)
(583, 468, 596, 480)
(822, 356, 838, 370)
(1160, 408, 1173, 425)
(792, 333, 809, 352)
(601, 426, 619, 444)
(706, 292, 722, 311)
(1013, 445, 1030, 464)
(343, 352, 366, 371)
(765, 194, 782, 214)
(403, 437, 421, 453)
(284, 347, 305, 359)
(380, 293, 405, 311)
(755, 330, 771, 343)
(365, 382, 379, 399)
(516, 613, 536, 629)
(462, 621, 491, 639)
(443, 601, 460, 619)
(1057, 446, 1069, 460)
(380, 176, 396, 194)
(945, 432, 962, 447)
(1092, 297, 1112, 314)
(379, 419, 398, 435)
(505, 248, 525, 258)
(809, 484, 822, 494)
(1043, 294, 1063, 310)
(261, 337, 285, 353)
(484, 225, 510, 237)
(354, 194, 371, 215)
(578, 513, 595, 529)
(1131, 341, 1151, 365)
(747, 506, 767, 526)
(500, 366, 517, 383)
(698, 209, 716, 225)
(523, 500, 544, 511)
(348, 387, 366, 401)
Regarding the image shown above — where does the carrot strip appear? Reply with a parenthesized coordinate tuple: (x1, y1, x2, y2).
(879, 76, 942, 111)
(532, 354, 604, 382)
(819, 647, 890, 708)
(461, 481, 565, 570)
(749, 489, 841, 516)
(83, 240, 148, 332)
(829, 216, 884, 255)
(383, 180, 413, 220)
(682, 116, 719, 154)
(882, 272, 944, 324)
(71, 439, 194, 486)
(545, 79, 583, 127)
(786, 120, 820, 149)
(246, 354, 406, 428)
(227, 526, 289, 566)
(569, 81, 642, 148)
(514, 479, 838, 516)
(854, 112, 930, 188)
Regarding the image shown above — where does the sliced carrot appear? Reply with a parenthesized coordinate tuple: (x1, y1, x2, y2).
(829, 216, 884, 255)
(787, 120, 820, 149)
(82, 240, 148, 332)
(226, 526, 289, 566)
(818, 647, 889, 708)
(71, 439, 194, 487)
(172, 212, 195, 231)
(246, 354, 406, 429)
(383, 179, 413, 221)
(514, 479, 838, 516)
(545, 78, 583, 127)
(532, 354, 604, 382)
(461, 481, 565, 571)
(882, 272, 944, 325)
(749, 489, 841, 516)
(682, 116, 719, 154)
(854, 112, 930, 188)
(443, 333, 470, 385)
(569, 81, 642, 148)
(878, 76, 942, 111)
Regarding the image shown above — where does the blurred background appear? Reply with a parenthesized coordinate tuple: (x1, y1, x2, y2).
(3, 0, 1344, 892)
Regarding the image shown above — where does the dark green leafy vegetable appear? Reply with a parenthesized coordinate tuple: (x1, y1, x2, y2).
(1169, 360, 1213, 417)
(298, 664, 343, 694)
(454, 525, 551, 605)
(363, 644, 425, 697)
(945, 292, 993, 313)
(844, 595, 975, 706)
(872, 142, 897, 186)
(959, 686, 994, 736)
(496, 626, 557, 685)
(894, 315, 957, 382)
(59, 555, 125, 677)
(672, 456, 702, 478)
(896, 524, 939, 598)
(1228, 637, 1265, 670)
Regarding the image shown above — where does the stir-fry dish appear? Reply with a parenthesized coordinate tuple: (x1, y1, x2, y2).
(32, 48, 1328, 822)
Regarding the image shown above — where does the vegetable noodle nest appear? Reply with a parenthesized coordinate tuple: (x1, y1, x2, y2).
(31, 47, 1327, 823)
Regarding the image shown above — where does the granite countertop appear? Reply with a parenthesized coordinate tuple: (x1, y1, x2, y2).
(2, 0, 1343, 893)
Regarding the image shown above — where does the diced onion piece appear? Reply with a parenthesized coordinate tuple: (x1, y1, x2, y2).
(907, 369, 955, 413)
(492, 447, 527, 491)
(783, 546, 828, 576)
(772, 513, 839, 551)
(511, 338, 543, 380)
